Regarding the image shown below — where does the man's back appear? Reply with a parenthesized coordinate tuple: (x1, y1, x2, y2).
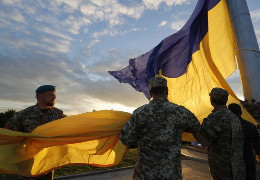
(120, 98, 200, 180)
(239, 117, 259, 162)
(136, 99, 199, 151)
(240, 117, 259, 180)
(200, 106, 245, 180)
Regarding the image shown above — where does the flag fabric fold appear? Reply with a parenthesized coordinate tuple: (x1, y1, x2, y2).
(0, 110, 131, 177)
(109, 0, 221, 99)
(109, 0, 257, 142)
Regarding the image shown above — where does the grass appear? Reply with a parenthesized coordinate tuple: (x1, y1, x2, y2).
(54, 148, 137, 177)
(1, 142, 191, 178)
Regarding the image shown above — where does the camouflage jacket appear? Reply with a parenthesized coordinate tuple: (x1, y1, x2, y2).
(199, 105, 245, 180)
(4, 104, 65, 179)
(120, 98, 200, 180)
(5, 104, 65, 133)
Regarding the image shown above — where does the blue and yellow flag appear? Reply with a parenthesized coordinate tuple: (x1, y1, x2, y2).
(109, 0, 256, 141)
(0, 110, 131, 177)
(0, 0, 257, 177)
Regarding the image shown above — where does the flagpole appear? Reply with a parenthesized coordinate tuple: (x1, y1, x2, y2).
(226, 0, 260, 102)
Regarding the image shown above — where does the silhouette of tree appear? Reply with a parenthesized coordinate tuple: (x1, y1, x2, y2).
(0, 109, 16, 128)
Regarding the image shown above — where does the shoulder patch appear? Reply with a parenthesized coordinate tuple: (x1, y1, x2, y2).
(123, 121, 132, 132)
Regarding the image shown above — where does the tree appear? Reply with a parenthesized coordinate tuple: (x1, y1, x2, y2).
(0, 109, 15, 128)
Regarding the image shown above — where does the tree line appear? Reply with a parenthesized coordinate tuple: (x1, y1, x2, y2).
(0, 109, 15, 128)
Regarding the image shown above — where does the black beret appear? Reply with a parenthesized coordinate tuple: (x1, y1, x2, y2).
(35, 85, 56, 93)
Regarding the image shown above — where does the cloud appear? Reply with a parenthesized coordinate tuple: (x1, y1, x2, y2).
(62, 16, 92, 35)
(1, 28, 71, 54)
(129, 28, 141, 32)
(170, 20, 185, 31)
(84, 49, 126, 76)
(80, 0, 144, 27)
(172, 11, 191, 20)
(251, 8, 260, 22)
(88, 39, 100, 48)
(0, 0, 17, 5)
(80, 4, 98, 16)
(1, 1, 91, 36)
(158, 20, 167, 27)
(254, 29, 260, 47)
(11, 9, 27, 23)
(92, 29, 119, 39)
(44, 39, 71, 53)
(142, 0, 191, 10)
(0, 0, 192, 43)
(36, 26, 72, 41)
(0, 9, 26, 24)
(0, 0, 191, 48)
(226, 69, 243, 100)
(55, 0, 82, 11)
(0, 46, 147, 115)
(36, 13, 91, 35)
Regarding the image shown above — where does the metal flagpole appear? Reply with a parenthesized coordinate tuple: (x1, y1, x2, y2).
(226, 0, 260, 102)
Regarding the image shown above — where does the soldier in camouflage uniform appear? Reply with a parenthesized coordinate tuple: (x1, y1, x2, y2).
(228, 103, 259, 180)
(196, 88, 246, 180)
(120, 77, 200, 180)
(5, 85, 65, 180)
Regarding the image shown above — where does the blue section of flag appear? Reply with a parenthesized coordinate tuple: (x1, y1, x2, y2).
(109, 0, 221, 99)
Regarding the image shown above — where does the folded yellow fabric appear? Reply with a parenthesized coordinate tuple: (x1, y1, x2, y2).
(1, 108, 251, 177)
(0, 110, 130, 177)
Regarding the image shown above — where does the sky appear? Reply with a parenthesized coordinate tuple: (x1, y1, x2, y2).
(0, 0, 260, 115)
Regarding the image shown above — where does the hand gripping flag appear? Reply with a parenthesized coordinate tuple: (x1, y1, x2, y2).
(109, 0, 257, 141)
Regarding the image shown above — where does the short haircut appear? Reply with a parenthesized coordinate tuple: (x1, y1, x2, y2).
(228, 103, 242, 116)
(211, 97, 228, 106)
(150, 86, 167, 95)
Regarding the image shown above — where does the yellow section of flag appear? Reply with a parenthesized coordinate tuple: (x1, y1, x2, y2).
(0, 110, 130, 177)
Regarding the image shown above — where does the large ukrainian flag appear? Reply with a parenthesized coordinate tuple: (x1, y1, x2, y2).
(109, 0, 256, 141)
(0, 0, 256, 177)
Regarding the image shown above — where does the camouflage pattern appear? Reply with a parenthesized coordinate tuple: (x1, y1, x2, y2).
(4, 104, 65, 180)
(5, 104, 65, 133)
(199, 105, 245, 180)
(148, 77, 167, 90)
(120, 98, 200, 180)
(209, 87, 228, 104)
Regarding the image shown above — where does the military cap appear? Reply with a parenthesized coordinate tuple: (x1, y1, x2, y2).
(35, 85, 56, 93)
(209, 87, 229, 103)
(149, 77, 167, 90)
